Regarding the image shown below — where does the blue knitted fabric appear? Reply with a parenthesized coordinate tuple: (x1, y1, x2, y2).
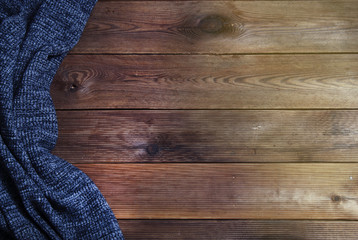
(0, 0, 124, 239)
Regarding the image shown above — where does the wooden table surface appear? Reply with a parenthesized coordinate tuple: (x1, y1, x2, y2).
(51, 1, 358, 239)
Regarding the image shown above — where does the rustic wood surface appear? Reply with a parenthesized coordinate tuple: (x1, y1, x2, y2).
(53, 110, 358, 163)
(76, 163, 358, 219)
(51, 0, 358, 239)
(52, 54, 358, 109)
(118, 220, 358, 240)
(72, 1, 358, 54)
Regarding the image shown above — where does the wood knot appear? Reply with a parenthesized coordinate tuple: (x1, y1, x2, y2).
(177, 14, 244, 40)
(69, 83, 79, 92)
(198, 15, 224, 34)
(146, 144, 160, 156)
(67, 72, 82, 93)
(331, 195, 342, 202)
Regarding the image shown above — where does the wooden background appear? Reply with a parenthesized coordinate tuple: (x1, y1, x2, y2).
(51, 0, 358, 239)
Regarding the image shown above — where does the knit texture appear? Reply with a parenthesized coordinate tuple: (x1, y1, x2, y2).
(0, 0, 124, 239)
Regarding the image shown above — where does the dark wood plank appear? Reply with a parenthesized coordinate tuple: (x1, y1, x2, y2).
(118, 220, 358, 240)
(100, 0, 358, 1)
(72, 1, 358, 54)
(77, 163, 358, 219)
(53, 110, 358, 163)
(100, 0, 347, 1)
(51, 54, 358, 109)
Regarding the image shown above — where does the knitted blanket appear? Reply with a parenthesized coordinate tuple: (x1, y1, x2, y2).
(0, 0, 124, 239)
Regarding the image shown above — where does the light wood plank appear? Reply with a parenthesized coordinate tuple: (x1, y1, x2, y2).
(53, 110, 358, 163)
(118, 220, 358, 240)
(51, 54, 358, 109)
(77, 163, 358, 219)
(72, 1, 358, 54)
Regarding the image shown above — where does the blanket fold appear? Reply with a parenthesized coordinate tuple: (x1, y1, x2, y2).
(0, 0, 124, 239)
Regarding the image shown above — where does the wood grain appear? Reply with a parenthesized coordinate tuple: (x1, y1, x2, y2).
(99, 0, 350, 1)
(100, 0, 358, 1)
(72, 1, 358, 54)
(118, 220, 358, 240)
(53, 110, 358, 163)
(52, 0, 358, 237)
(51, 54, 358, 109)
(77, 163, 358, 219)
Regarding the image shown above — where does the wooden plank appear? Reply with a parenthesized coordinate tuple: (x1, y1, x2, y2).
(51, 54, 358, 109)
(118, 220, 358, 240)
(53, 110, 358, 163)
(76, 163, 358, 219)
(72, 1, 358, 54)
(99, 0, 355, 1)
(100, 0, 358, 1)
